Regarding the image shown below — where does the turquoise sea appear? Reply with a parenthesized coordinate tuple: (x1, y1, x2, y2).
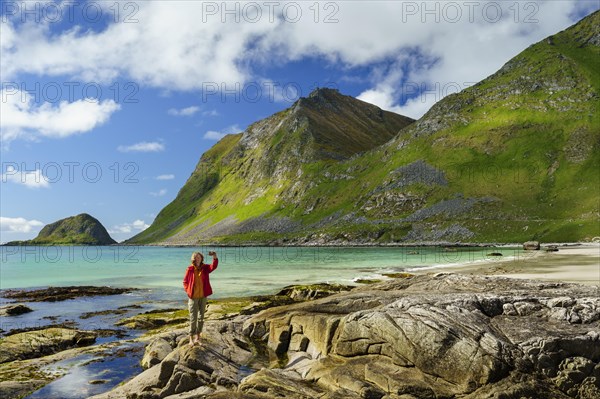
(1, 245, 528, 342)
(1, 245, 528, 297)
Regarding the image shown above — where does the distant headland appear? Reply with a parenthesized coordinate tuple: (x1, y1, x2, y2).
(3, 213, 117, 246)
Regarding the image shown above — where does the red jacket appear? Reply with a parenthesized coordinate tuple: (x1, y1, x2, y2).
(183, 258, 218, 298)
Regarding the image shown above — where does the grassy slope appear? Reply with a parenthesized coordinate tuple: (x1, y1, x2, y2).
(130, 133, 244, 243)
(312, 11, 599, 243)
(366, 12, 599, 242)
(130, 12, 599, 245)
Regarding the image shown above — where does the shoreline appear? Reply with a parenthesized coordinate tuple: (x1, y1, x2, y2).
(121, 241, 598, 248)
(2, 243, 597, 293)
(409, 243, 600, 286)
(4, 241, 597, 248)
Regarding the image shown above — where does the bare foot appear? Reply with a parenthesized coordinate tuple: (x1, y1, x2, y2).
(193, 334, 200, 346)
(189, 337, 194, 347)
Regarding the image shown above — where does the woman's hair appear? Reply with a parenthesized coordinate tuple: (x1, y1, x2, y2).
(191, 252, 204, 266)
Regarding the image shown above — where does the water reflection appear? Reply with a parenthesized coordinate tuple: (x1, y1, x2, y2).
(26, 343, 143, 399)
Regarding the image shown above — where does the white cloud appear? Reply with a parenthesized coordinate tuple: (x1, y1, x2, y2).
(0, 89, 120, 144)
(1, 1, 596, 117)
(358, 78, 450, 120)
(204, 124, 242, 141)
(117, 141, 165, 153)
(202, 109, 219, 117)
(109, 219, 149, 234)
(150, 189, 167, 197)
(1, 2, 260, 89)
(156, 174, 175, 180)
(1, 165, 50, 188)
(0, 216, 44, 233)
(132, 219, 149, 230)
(168, 106, 200, 116)
(356, 2, 593, 118)
(204, 131, 227, 140)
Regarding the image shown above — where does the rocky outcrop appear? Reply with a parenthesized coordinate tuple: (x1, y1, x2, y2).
(0, 328, 97, 363)
(276, 283, 354, 302)
(0, 381, 48, 399)
(116, 309, 188, 330)
(0, 304, 32, 316)
(2, 286, 136, 302)
(92, 274, 600, 399)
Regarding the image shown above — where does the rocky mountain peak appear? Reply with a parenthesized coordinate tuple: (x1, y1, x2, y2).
(292, 87, 342, 114)
(305, 87, 342, 104)
(308, 86, 340, 98)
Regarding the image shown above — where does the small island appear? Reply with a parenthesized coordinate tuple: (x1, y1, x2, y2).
(3, 213, 117, 246)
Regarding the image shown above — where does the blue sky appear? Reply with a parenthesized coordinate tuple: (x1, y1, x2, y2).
(1, 1, 598, 243)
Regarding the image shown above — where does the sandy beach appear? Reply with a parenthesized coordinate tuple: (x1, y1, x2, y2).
(414, 243, 600, 286)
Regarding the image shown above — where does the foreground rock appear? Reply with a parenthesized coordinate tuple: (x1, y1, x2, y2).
(1, 286, 136, 302)
(0, 327, 97, 363)
(141, 338, 174, 369)
(92, 274, 600, 399)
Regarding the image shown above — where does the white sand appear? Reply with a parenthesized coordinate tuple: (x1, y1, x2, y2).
(413, 243, 600, 286)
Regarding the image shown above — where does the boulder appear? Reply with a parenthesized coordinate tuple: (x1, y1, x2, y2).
(142, 338, 174, 369)
(0, 304, 33, 316)
(523, 241, 541, 250)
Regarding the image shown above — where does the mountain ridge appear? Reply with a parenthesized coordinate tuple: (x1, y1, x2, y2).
(128, 89, 415, 244)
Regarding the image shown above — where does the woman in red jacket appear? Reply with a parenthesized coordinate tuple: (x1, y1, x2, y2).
(183, 250, 218, 347)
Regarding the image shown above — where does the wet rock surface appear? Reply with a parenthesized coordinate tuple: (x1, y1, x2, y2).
(1, 286, 136, 302)
(0, 327, 97, 363)
(0, 304, 33, 316)
(91, 274, 600, 399)
(116, 308, 188, 330)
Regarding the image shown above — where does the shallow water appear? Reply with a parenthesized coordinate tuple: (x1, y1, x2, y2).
(1, 246, 524, 295)
(25, 342, 144, 399)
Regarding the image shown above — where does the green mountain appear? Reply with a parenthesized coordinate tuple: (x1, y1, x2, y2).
(5, 214, 117, 245)
(130, 11, 600, 245)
